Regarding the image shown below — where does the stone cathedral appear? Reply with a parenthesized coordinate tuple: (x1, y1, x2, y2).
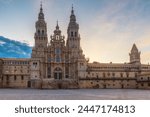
(0, 5, 150, 89)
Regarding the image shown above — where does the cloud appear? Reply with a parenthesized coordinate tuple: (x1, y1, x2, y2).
(80, 0, 150, 63)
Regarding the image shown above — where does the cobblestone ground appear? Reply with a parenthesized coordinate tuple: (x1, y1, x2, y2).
(0, 89, 149, 100)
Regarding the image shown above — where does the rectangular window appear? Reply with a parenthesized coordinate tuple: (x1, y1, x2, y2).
(21, 76, 24, 80)
(14, 76, 16, 81)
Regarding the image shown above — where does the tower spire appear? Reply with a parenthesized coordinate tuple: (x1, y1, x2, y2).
(71, 4, 74, 15)
(67, 5, 80, 49)
(40, 1, 43, 12)
(38, 1, 44, 20)
(34, 1, 48, 49)
(70, 4, 76, 22)
(56, 20, 59, 29)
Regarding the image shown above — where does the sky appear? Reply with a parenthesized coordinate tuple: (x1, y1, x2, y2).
(0, 0, 150, 63)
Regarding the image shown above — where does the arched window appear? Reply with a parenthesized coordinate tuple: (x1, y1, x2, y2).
(55, 48, 61, 63)
(75, 32, 77, 37)
(14, 76, 16, 81)
(21, 76, 24, 80)
(38, 30, 40, 35)
(33, 62, 38, 68)
(42, 30, 44, 35)
(71, 32, 73, 37)
(48, 67, 51, 78)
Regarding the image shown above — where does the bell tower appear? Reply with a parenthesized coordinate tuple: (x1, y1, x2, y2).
(66, 6, 86, 81)
(30, 3, 48, 88)
(67, 6, 81, 53)
(32, 3, 48, 58)
(34, 3, 48, 49)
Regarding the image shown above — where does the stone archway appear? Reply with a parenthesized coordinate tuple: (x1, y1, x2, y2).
(54, 67, 62, 80)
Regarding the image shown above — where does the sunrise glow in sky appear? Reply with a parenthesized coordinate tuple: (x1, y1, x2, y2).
(0, 0, 150, 63)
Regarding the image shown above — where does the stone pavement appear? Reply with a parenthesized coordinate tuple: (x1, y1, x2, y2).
(0, 89, 149, 100)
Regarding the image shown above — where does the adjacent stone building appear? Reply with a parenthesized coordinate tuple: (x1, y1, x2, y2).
(0, 5, 150, 89)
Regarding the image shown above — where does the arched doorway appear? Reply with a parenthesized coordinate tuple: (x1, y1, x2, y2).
(54, 67, 62, 80)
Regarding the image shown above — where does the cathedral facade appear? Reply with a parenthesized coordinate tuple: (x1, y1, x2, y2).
(0, 5, 150, 89)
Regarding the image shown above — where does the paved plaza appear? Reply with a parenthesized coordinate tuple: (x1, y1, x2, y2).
(0, 89, 149, 100)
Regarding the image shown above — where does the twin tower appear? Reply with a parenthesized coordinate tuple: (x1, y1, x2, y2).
(33, 4, 80, 51)
(30, 4, 85, 88)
